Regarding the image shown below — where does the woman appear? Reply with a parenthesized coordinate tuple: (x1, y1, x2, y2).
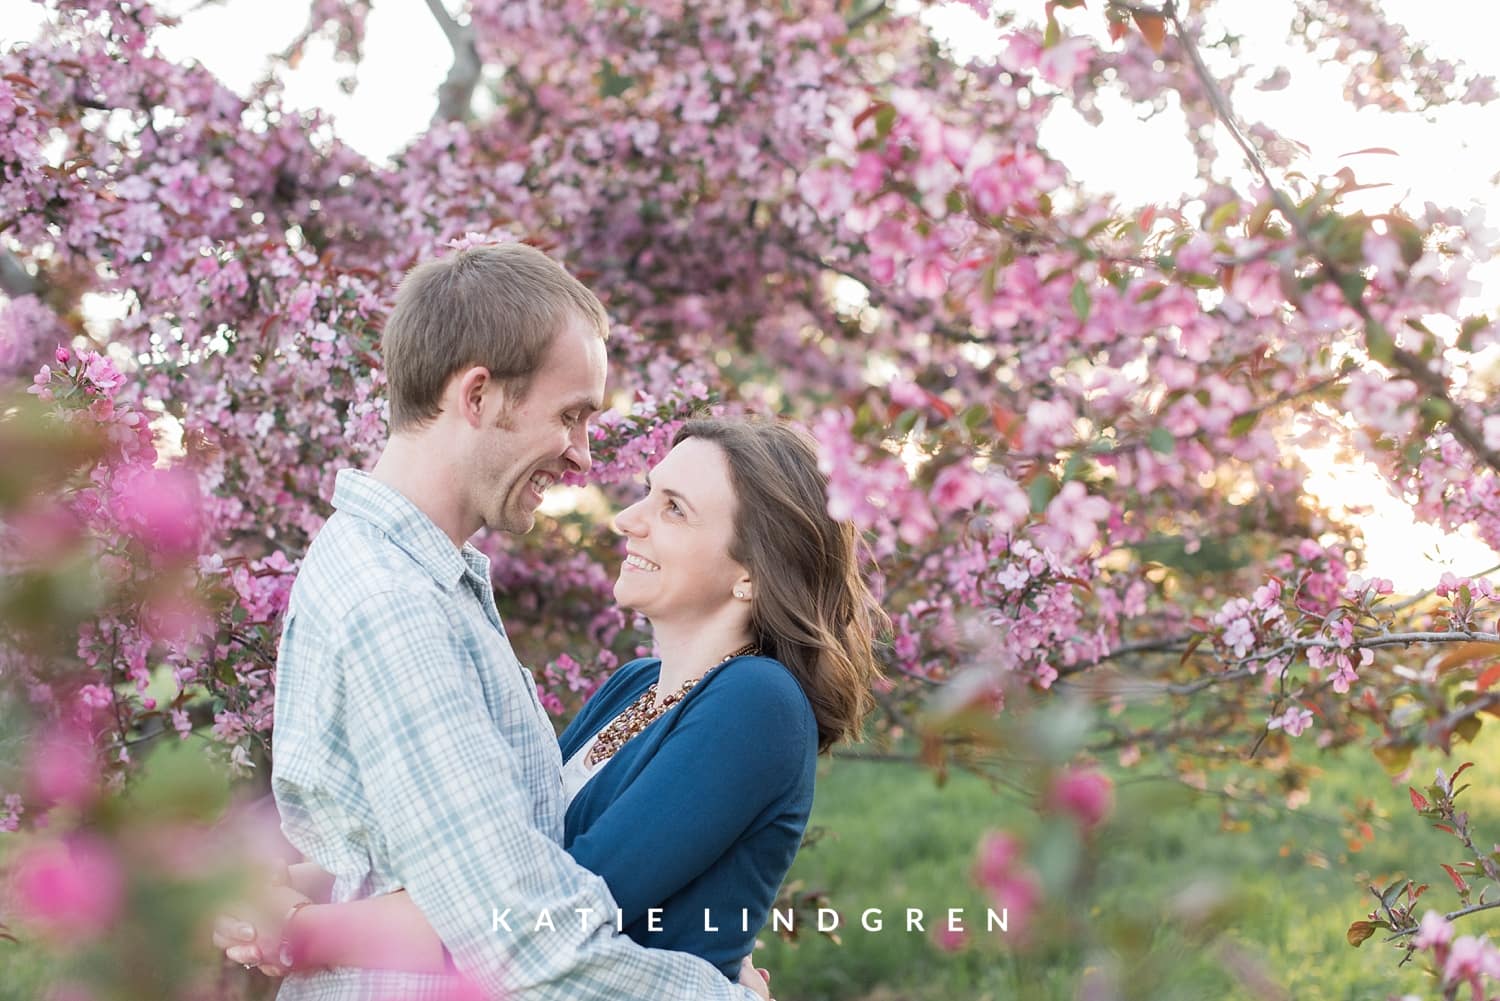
(222, 416, 886, 982)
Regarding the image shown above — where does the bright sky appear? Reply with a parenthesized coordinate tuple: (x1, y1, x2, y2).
(3, 0, 1497, 591)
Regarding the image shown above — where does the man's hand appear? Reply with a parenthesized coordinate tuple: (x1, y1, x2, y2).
(738, 955, 774, 1000)
(212, 879, 313, 977)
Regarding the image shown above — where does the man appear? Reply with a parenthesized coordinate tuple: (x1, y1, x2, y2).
(226, 244, 770, 1000)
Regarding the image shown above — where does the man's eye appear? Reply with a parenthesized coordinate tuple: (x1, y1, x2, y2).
(666, 500, 682, 515)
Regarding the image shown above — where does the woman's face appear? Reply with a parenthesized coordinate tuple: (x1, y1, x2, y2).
(612, 437, 749, 623)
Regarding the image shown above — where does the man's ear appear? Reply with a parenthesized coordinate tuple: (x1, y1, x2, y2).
(450, 366, 493, 429)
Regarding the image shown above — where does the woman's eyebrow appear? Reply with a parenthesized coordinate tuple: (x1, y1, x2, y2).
(642, 474, 697, 514)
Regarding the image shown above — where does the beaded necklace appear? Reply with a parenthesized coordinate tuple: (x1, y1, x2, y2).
(585, 643, 758, 766)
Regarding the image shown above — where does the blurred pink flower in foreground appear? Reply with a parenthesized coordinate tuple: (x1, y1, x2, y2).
(10, 834, 125, 938)
(1048, 768, 1114, 833)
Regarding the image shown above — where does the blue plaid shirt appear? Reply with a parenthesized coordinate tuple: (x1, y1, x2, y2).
(271, 469, 756, 1000)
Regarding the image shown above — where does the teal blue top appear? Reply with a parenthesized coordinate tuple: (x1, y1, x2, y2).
(556, 655, 818, 978)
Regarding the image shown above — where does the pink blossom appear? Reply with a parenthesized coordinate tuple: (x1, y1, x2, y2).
(1442, 935, 1500, 992)
(1267, 706, 1313, 737)
(1036, 36, 1095, 89)
(10, 835, 125, 938)
(973, 831, 1023, 891)
(0, 793, 22, 833)
(80, 352, 124, 395)
(28, 363, 54, 400)
(851, 152, 885, 196)
(77, 685, 113, 710)
(931, 924, 968, 952)
(26, 728, 98, 809)
(931, 464, 983, 514)
(110, 466, 205, 558)
(1413, 910, 1454, 950)
(1039, 481, 1111, 556)
(1048, 768, 1113, 832)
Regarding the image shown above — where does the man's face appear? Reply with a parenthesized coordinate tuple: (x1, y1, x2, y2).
(472, 315, 606, 535)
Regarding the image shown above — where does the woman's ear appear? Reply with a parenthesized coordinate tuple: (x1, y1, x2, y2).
(732, 575, 754, 602)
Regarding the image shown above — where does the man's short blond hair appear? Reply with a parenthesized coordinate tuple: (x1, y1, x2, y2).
(380, 243, 609, 431)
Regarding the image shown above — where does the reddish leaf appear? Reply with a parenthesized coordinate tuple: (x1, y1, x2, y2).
(1409, 787, 1429, 812)
(1440, 863, 1469, 894)
(1138, 205, 1156, 231)
(1477, 663, 1500, 692)
(1107, 18, 1128, 42)
(924, 391, 955, 421)
(1346, 920, 1377, 947)
(1451, 761, 1475, 782)
(852, 102, 891, 133)
(1132, 12, 1167, 53)
(1433, 823, 1456, 834)
(990, 403, 1017, 440)
(1338, 146, 1400, 157)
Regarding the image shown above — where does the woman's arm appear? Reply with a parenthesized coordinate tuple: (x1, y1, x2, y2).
(567, 662, 815, 926)
(290, 890, 449, 972)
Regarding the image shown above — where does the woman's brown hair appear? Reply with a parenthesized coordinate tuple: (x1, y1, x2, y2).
(673, 417, 888, 752)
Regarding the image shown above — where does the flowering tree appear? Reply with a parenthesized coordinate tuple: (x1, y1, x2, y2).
(2, 0, 1499, 996)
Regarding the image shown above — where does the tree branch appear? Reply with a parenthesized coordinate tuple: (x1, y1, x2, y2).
(424, 0, 480, 123)
(0, 251, 39, 298)
(1148, 0, 1500, 476)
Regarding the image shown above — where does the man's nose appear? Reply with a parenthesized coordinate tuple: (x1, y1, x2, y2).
(565, 426, 592, 475)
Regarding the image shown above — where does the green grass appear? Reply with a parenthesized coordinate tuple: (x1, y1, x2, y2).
(4, 734, 1497, 1000)
(754, 733, 1500, 1001)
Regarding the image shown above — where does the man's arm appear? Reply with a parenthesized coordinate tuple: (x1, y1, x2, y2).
(339, 589, 758, 1000)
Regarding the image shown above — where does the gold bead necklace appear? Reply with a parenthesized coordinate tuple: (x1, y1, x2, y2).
(585, 643, 758, 766)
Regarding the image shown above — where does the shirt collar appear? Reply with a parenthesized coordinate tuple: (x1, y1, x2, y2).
(330, 468, 489, 590)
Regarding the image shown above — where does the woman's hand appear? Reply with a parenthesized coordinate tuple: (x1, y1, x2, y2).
(738, 955, 774, 1000)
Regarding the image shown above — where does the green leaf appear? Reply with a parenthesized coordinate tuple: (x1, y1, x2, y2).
(1459, 314, 1491, 352)
(1335, 269, 1367, 304)
(1148, 427, 1175, 455)
(598, 59, 635, 99)
(1029, 474, 1058, 514)
(1061, 450, 1087, 483)
(892, 408, 921, 436)
(1454, 715, 1483, 743)
(1364, 321, 1394, 365)
(874, 105, 896, 139)
(1207, 200, 1241, 232)
(1229, 411, 1258, 437)
(1070, 280, 1091, 322)
(960, 404, 990, 430)
(1419, 397, 1453, 423)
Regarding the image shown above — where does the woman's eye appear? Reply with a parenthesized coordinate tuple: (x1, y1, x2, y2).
(666, 500, 682, 515)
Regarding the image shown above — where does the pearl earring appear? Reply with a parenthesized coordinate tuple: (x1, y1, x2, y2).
(734, 589, 746, 599)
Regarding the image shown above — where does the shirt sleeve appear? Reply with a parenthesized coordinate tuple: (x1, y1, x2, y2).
(565, 660, 815, 927)
(338, 589, 758, 1000)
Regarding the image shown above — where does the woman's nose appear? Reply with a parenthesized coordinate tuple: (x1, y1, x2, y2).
(614, 499, 646, 537)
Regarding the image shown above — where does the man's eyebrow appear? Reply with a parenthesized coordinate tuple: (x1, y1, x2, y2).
(561, 395, 602, 415)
